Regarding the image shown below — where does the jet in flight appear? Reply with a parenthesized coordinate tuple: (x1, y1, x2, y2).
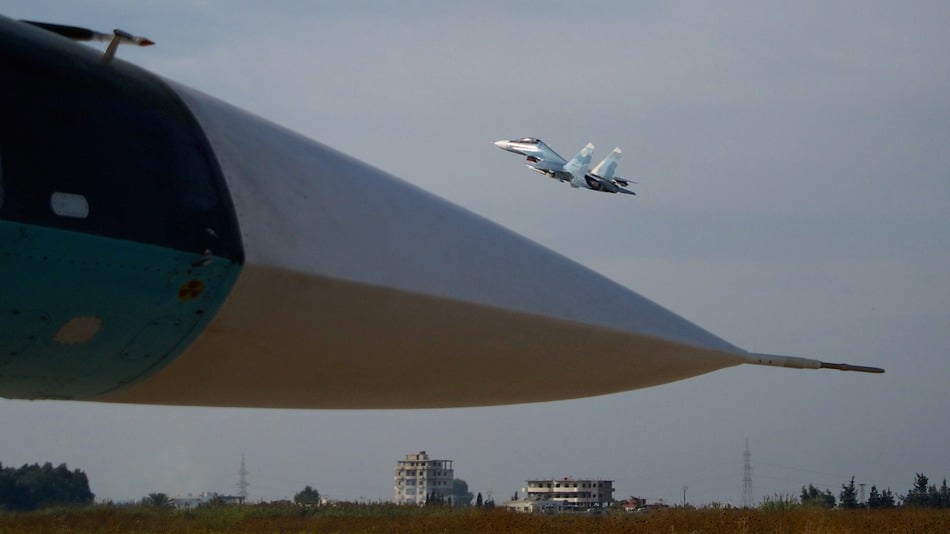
(493, 137, 636, 195)
(0, 17, 881, 409)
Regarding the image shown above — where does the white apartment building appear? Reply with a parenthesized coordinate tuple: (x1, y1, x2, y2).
(517, 478, 615, 510)
(393, 450, 454, 505)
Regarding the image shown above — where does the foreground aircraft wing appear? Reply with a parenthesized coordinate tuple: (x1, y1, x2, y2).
(0, 17, 881, 409)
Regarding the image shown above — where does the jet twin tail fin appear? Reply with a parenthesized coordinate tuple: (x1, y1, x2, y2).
(591, 147, 622, 180)
(590, 147, 637, 189)
(563, 142, 595, 176)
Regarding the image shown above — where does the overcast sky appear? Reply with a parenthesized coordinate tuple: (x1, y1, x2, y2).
(2, 1, 948, 506)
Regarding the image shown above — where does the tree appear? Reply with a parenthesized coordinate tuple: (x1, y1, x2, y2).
(475, 492, 483, 507)
(938, 479, 950, 508)
(0, 463, 94, 511)
(294, 485, 320, 505)
(924, 479, 949, 508)
(867, 485, 897, 509)
(143, 493, 170, 507)
(904, 473, 932, 507)
(425, 491, 445, 507)
(839, 477, 858, 509)
(880, 487, 896, 508)
(800, 484, 835, 508)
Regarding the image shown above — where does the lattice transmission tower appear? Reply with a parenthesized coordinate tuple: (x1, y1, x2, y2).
(742, 439, 753, 507)
(238, 454, 249, 502)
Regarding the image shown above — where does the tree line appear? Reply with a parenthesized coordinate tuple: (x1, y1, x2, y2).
(796, 473, 949, 509)
(0, 462, 94, 511)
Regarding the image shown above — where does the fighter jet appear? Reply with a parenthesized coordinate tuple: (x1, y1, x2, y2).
(493, 137, 636, 195)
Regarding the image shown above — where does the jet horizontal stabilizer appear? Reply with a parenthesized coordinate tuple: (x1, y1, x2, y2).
(587, 173, 636, 188)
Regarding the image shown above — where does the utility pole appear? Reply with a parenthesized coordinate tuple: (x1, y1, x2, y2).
(682, 486, 688, 507)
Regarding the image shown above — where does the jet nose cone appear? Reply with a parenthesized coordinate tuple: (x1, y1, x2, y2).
(493, 139, 509, 149)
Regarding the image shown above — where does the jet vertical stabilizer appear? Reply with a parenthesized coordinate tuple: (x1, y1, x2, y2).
(591, 147, 622, 180)
(564, 142, 595, 187)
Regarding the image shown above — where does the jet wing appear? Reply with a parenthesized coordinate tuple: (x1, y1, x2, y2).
(529, 157, 566, 172)
(531, 143, 568, 168)
(494, 138, 567, 169)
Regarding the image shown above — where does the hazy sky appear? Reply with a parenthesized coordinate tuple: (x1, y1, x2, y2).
(2, 1, 948, 506)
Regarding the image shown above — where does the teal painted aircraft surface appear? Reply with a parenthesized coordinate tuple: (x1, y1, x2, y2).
(0, 17, 881, 409)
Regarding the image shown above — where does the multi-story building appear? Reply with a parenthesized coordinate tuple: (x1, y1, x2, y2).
(514, 478, 615, 511)
(393, 450, 455, 505)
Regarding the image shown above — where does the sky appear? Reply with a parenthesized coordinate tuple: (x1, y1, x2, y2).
(2, 1, 948, 506)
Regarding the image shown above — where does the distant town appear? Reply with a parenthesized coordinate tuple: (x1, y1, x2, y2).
(1, 450, 948, 513)
(131, 449, 950, 514)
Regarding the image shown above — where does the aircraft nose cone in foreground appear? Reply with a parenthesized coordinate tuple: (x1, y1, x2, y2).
(0, 17, 881, 409)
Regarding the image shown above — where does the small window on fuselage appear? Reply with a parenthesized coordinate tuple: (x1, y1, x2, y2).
(50, 192, 89, 219)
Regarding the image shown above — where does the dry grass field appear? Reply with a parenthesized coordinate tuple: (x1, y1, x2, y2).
(1, 504, 948, 533)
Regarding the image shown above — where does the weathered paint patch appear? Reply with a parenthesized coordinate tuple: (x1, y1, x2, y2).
(53, 316, 102, 345)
